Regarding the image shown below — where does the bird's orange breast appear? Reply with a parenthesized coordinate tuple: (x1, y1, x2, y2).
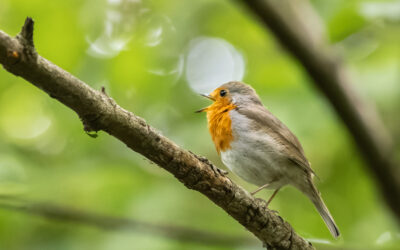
(206, 103, 237, 154)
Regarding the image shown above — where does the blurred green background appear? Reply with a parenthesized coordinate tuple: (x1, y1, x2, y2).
(0, 0, 399, 249)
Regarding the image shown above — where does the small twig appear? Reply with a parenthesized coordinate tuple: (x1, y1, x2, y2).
(19, 17, 34, 47)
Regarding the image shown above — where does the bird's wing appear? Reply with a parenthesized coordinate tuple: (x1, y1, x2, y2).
(236, 105, 315, 175)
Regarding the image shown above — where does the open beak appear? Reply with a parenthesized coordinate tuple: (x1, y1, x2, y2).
(199, 93, 215, 101)
(195, 93, 215, 113)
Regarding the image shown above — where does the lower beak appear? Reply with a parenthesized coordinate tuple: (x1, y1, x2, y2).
(195, 107, 207, 113)
(195, 93, 215, 113)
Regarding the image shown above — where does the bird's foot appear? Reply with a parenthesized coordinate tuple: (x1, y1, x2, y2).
(269, 209, 279, 214)
(189, 151, 228, 176)
(211, 164, 228, 176)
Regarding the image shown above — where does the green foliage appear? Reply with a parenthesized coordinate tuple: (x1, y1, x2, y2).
(0, 0, 399, 249)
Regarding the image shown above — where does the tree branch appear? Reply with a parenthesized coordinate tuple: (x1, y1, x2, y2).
(0, 196, 256, 247)
(0, 18, 314, 249)
(238, 0, 400, 221)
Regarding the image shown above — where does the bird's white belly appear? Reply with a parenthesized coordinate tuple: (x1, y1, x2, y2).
(220, 110, 288, 188)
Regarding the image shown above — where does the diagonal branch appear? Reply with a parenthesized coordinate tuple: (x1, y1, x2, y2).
(0, 196, 256, 247)
(238, 0, 400, 221)
(0, 18, 314, 250)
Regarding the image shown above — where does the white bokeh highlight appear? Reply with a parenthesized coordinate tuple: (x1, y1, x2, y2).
(185, 37, 245, 94)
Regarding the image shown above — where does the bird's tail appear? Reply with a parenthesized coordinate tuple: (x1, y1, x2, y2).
(304, 181, 340, 238)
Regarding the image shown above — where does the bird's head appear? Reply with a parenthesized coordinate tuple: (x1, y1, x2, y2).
(196, 81, 262, 113)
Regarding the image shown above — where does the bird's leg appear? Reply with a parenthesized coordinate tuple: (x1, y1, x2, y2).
(266, 188, 280, 207)
(251, 183, 270, 195)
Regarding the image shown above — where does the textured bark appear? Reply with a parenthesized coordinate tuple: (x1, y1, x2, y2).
(0, 18, 314, 250)
(238, 0, 400, 221)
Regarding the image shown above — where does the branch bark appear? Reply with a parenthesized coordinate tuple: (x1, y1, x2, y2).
(0, 18, 314, 250)
(0, 196, 256, 247)
(238, 0, 400, 221)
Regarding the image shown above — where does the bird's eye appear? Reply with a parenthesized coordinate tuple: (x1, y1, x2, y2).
(220, 90, 227, 97)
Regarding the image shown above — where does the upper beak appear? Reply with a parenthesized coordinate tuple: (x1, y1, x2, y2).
(195, 93, 215, 113)
(200, 93, 215, 101)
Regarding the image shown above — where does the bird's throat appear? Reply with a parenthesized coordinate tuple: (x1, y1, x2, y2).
(206, 102, 237, 154)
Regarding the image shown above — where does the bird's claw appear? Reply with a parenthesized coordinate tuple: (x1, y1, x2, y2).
(189, 151, 228, 176)
(269, 209, 279, 214)
(211, 164, 228, 176)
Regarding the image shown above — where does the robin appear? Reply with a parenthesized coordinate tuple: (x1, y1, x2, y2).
(197, 81, 340, 238)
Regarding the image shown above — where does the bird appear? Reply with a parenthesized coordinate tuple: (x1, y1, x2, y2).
(197, 81, 340, 238)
